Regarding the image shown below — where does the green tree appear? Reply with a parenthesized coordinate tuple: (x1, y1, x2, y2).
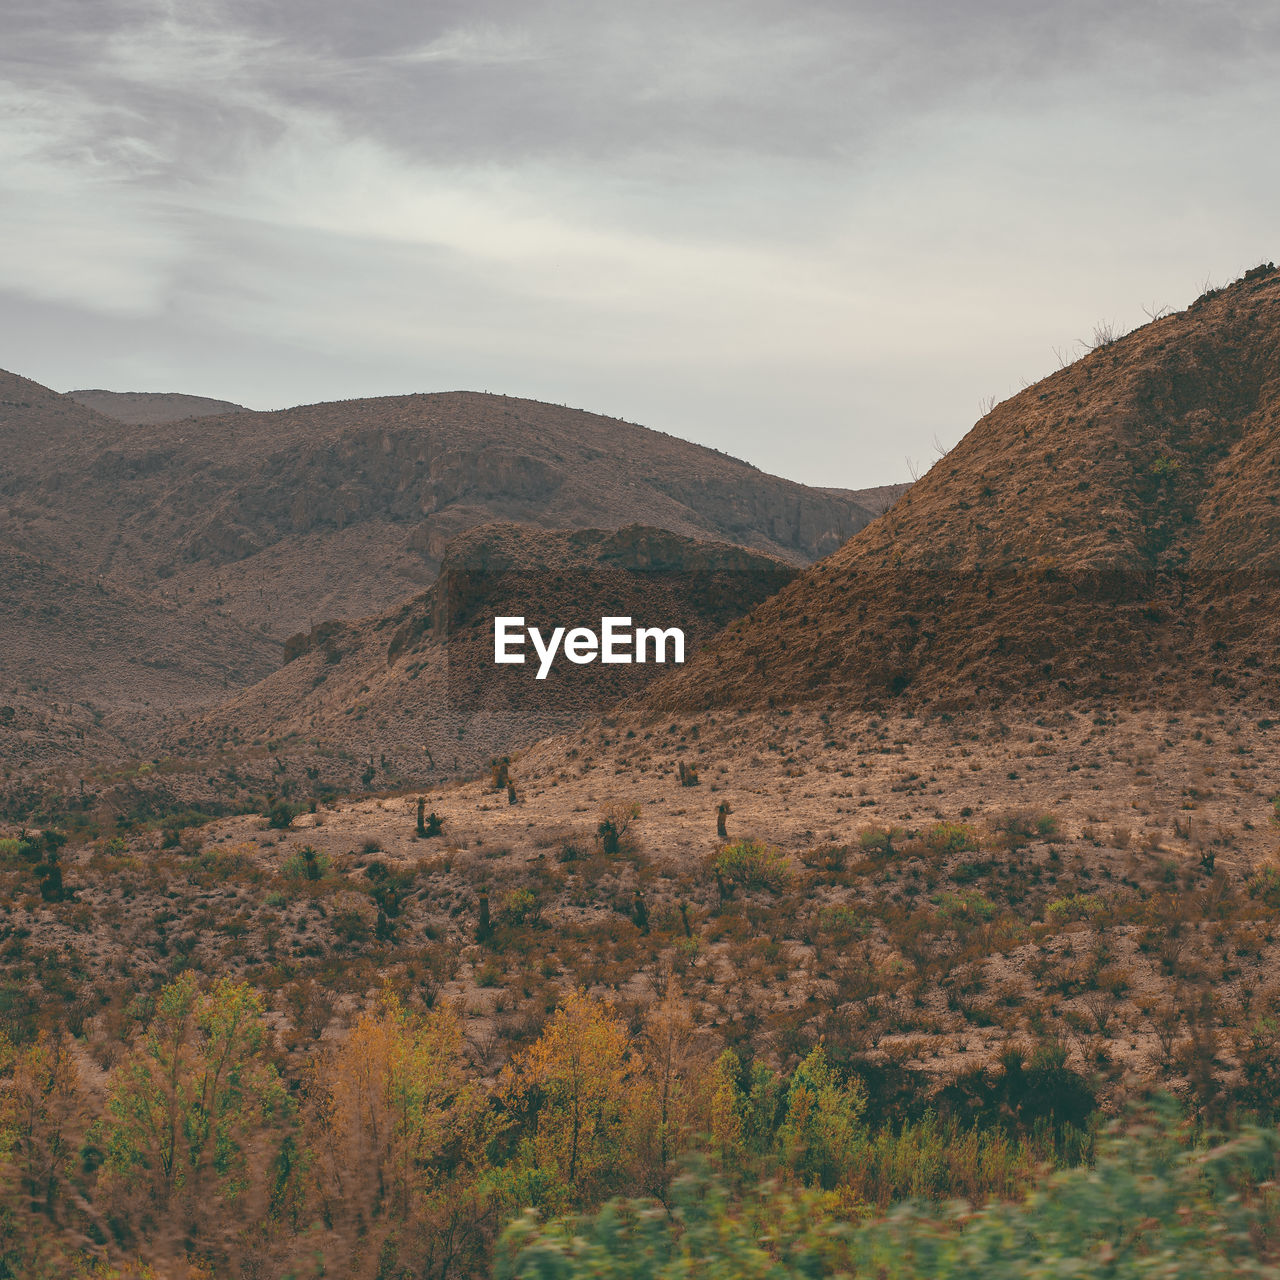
(98, 973, 292, 1216)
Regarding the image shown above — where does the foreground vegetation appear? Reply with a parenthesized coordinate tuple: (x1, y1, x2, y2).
(8, 704, 1280, 1274)
(2, 971, 1279, 1277)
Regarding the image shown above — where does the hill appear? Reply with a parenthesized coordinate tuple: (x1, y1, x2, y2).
(1, 371, 882, 797)
(3, 379, 875, 642)
(643, 263, 1280, 717)
(66, 389, 249, 424)
(181, 522, 798, 789)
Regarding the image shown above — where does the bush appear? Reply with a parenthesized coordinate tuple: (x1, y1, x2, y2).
(936, 890, 997, 924)
(497, 1105, 1279, 1279)
(817, 904, 866, 941)
(265, 799, 302, 830)
(924, 822, 980, 855)
(281, 845, 331, 882)
(499, 887, 538, 928)
(1046, 894, 1105, 924)
(1247, 867, 1280, 908)
(858, 826, 900, 857)
(596, 803, 639, 856)
(714, 840, 792, 892)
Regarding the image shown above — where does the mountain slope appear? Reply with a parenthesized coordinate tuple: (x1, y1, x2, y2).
(182, 522, 798, 785)
(3, 382, 877, 640)
(643, 263, 1280, 716)
(67, 389, 249, 424)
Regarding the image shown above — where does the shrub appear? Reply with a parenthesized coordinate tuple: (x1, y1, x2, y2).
(714, 841, 792, 892)
(817, 904, 866, 941)
(1046, 894, 1105, 924)
(936, 890, 997, 924)
(265, 799, 302, 830)
(801, 844, 848, 872)
(858, 826, 900, 857)
(281, 845, 331, 882)
(499, 887, 538, 928)
(1247, 867, 1280, 908)
(924, 822, 980, 855)
(596, 803, 639, 856)
(497, 1105, 1279, 1280)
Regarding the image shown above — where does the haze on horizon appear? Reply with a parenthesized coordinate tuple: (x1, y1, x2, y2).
(2, 0, 1277, 487)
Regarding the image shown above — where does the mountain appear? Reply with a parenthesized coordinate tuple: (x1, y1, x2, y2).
(1, 371, 885, 795)
(180, 522, 798, 789)
(3, 380, 876, 641)
(67, 389, 250, 424)
(641, 262, 1280, 717)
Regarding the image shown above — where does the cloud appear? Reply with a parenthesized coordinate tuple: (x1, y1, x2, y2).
(1, 0, 1278, 484)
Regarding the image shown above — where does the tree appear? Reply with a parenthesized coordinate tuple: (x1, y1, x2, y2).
(504, 992, 635, 1200)
(777, 1046, 867, 1190)
(98, 974, 292, 1223)
(307, 991, 497, 1277)
(626, 988, 712, 1197)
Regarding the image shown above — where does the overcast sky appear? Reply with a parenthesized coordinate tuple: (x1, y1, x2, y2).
(2, 1, 1277, 485)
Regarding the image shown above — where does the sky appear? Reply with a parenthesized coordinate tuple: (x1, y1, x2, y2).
(2, 1, 1277, 487)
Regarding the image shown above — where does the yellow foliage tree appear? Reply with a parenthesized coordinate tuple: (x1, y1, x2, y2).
(503, 991, 635, 1200)
(308, 991, 496, 1277)
(626, 987, 714, 1197)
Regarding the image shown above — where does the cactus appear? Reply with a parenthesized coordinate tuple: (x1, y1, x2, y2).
(678, 761, 700, 787)
(716, 800, 731, 839)
(476, 889, 492, 943)
(507, 781, 518, 806)
(632, 889, 649, 935)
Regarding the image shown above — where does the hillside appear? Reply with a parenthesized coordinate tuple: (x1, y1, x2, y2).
(645, 263, 1280, 716)
(0, 372, 883, 793)
(67, 389, 250, 424)
(3, 380, 876, 643)
(182, 522, 797, 788)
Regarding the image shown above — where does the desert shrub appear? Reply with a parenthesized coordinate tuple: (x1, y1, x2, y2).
(714, 841, 792, 892)
(1247, 867, 1280, 908)
(330, 907, 372, 945)
(858, 826, 901, 856)
(990, 810, 1045, 850)
(195, 844, 257, 882)
(596, 803, 639, 856)
(936, 890, 997, 924)
(1046, 894, 1105, 924)
(281, 844, 331, 882)
(801, 844, 848, 872)
(265, 798, 302, 830)
(817, 904, 866, 941)
(557, 836, 588, 863)
(924, 822, 980, 855)
(0, 837, 19, 857)
(499, 887, 538, 928)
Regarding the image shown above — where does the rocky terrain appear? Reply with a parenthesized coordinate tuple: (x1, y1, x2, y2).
(183, 522, 798, 791)
(645, 263, 1280, 718)
(6, 265, 1280, 1280)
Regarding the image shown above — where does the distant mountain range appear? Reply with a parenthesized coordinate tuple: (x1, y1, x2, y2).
(0, 372, 898, 797)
